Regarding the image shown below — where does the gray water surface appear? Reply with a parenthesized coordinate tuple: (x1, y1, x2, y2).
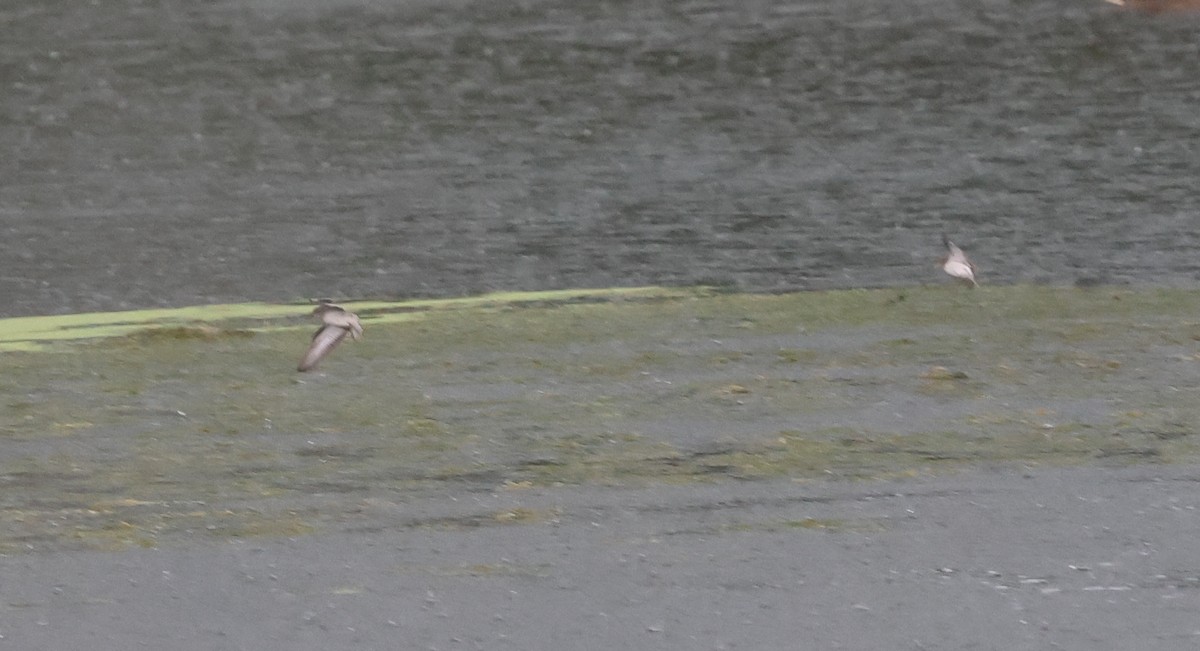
(2, 0, 1198, 317)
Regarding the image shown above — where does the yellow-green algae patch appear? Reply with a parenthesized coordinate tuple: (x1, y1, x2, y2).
(0, 285, 704, 352)
(2, 284, 1200, 552)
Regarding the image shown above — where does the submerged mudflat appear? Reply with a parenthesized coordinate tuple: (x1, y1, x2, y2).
(5, 1, 1200, 318)
(3, 284, 1199, 553)
(4, 285, 1200, 650)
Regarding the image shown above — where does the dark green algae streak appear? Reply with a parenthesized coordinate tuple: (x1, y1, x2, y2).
(2, 285, 1199, 552)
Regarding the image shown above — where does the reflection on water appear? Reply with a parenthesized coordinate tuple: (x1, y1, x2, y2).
(1, 0, 1197, 316)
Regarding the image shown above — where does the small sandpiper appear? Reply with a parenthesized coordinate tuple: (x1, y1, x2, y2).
(298, 300, 363, 372)
(940, 235, 978, 288)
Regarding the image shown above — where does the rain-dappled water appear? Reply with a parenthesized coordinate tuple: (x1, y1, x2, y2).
(1, 0, 1198, 317)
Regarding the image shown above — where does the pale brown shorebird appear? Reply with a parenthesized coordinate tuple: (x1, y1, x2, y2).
(297, 300, 363, 372)
(940, 235, 978, 288)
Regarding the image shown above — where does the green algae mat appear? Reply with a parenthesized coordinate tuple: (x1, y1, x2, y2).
(2, 285, 1199, 552)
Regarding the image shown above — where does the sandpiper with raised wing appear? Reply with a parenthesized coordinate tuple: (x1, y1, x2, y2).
(298, 300, 363, 372)
(941, 235, 978, 288)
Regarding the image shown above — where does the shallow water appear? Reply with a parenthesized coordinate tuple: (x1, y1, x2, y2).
(1, 0, 1198, 317)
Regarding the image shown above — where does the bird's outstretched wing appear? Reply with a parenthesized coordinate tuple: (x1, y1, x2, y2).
(298, 325, 350, 372)
(941, 235, 978, 287)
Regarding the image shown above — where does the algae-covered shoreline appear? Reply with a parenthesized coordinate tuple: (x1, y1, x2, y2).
(2, 284, 1200, 554)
